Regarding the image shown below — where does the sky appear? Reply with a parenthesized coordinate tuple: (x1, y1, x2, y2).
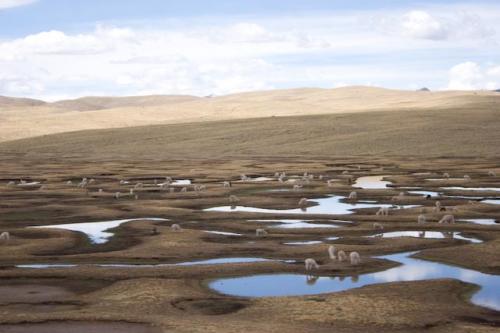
(1, 0, 500, 100)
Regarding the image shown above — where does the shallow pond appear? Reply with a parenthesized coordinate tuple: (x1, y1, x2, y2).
(441, 187, 500, 192)
(367, 231, 482, 243)
(353, 175, 392, 189)
(460, 219, 498, 226)
(32, 218, 168, 244)
(208, 251, 500, 310)
(205, 196, 409, 215)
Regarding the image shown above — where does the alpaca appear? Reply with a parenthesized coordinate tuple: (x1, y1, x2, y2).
(438, 214, 455, 224)
(376, 207, 389, 216)
(348, 191, 357, 200)
(181, 187, 187, 192)
(171, 224, 182, 231)
(0, 232, 9, 241)
(488, 170, 496, 177)
(298, 198, 308, 207)
(293, 184, 303, 191)
(342, 170, 349, 175)
(98, 188, 103, 193)
(318, 175, 323, 180)
(305, 258, 320, 270)
(350, 252, 361, 265)
(337, 250, 347, 262)
(464, 175, 471, 181)
(129, 189, 134, 194)
(223, 181, 231, 188)
(134, 182, 143, 189)
(434, 201, 442, 212)
(328, 245, 336, 260)
(443, 172, 450, 179)
(66, 180, 73, 185)
(327, 180, 334, 187)
(134, 194, 139, 200)
(240, 174, 248, 181)
(256, 228, 268, 237)
(229, 195, 240, 204)
(417, 214, 426, 224)
(114, 192, 121, 199)
(373, 222, 384, 230)
(119, 180, 126, 185)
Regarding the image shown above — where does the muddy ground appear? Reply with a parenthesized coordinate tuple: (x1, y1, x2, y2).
(0, 155, 499, 332)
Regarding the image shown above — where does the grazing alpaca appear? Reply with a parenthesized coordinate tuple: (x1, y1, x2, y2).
(134, 182, 143, 189)
(0, 232, 10, 241)
(318, 175, 323, 180)
(438, 214, 455, 224)
(298, 198, 308, 207)
(337, 250, 347, 262)
(98, 188, 103, 193)
(66, 180, 73, 185)
(488, 171, 496, 177)
(327, 180, 334, 187)
(223, 181, 231, 188)
(350, 252, 361, 265)
(305, 258, 320, 270)
(373, 222, 384, 230)
(256, 228, 268, 237)
(443, 172, 450, 179)
(114, 192, 121, 199)
(348, 191, 357, 200)
(328, 245, 336, 260)
(434, 201, 442, 212)
(171, 224, 182, 231)
(240, 174, 248, 181)
(417, 214, 426, 224)
(293, 184, 303, 191)
(119, 180, 126, 185)
(342, 170, 349, 175)
(376, 207, 389, 216)
(229, 195, 240, 204)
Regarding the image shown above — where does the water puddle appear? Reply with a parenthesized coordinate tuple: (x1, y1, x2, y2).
(353, 175, 392, 189)
(208, 251, 500, 310)
(367, 231, 482, 243)
(482, 199, 500, 205)
(203, 231, 242, 236)
(15, 257, 283, 269)
(407, 190, 439, 197)
(460, 219, 498, 226)
(32, 218, 168, 244)
(441, 187, 500, 192)
(205, 196, 407, 215)
(283, 241, 323, 245)
(250, 219, 346, 229)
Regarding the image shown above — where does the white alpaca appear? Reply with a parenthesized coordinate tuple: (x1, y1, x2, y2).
(171, 224, 182, 231)
(119, 180, 126, 185)
(434, 201, 442, 212)
(0, 232, 10, 241)
(326, 179, 335, 187)
(350, 252, 361, 265)
(293, 184, 303, 191)
(328, 245, 336, 260)
(318, 175, 323, 180)
(417, 214, 426, 224)
(443, 172, 450, 179)
(229, 195, 240, 204)
(129, 189, 134, 194)
(376, 207, 389, 216)
(66, 180, 73, 185)
(464, 175, 471, 181)
(134, 182, 143, 189)
(305, 258, 320, 270)
(348, 191, 357, 200)
(240, 174, 248, 181)
(373, 222, 384, 230)
(98, 189, 103, 193)
(256, 228, 268, 237)
(342, 170, 349, 175)
(223, 181, 231, 188)
(298, 198, 308, 207)
(488, 171, 496, 177)
(134, 194, 139, 200)
(337, 250, 347, 262)
(438, 214, 455, 224)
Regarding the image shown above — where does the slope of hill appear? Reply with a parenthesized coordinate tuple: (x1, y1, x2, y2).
(0, 86, 498, 143)
(1, 106, 498, 159)
(0, 96, 46, 108)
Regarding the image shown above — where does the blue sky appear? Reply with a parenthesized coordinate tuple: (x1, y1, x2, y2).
(1, 0, 499, 100)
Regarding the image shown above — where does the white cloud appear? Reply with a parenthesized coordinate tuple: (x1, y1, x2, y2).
(401, 10, 449, 40)
(447, 62, 500, 90)
(0, 0, 36, 10)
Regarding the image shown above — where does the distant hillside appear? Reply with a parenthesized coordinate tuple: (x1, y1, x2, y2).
(0, 86, 499, 142)
(0, 96, 46, 108)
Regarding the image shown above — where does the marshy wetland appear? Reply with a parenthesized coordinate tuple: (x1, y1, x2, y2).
(0, 156, 499, 332)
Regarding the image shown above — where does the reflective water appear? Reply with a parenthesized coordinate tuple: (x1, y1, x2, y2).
(283, 241, 323, 245)
(16, 257, 279, 269)
(482, 199, 500, 205)
(205, 196, 403, 215)
(203, 230, 242, 236)
(171, 179, 192, 185)
(250, 219, 350, 229)
(441, 187, 500, 192)
(208, 251, 500, 310)
(407, 190, 439, 197)
(367, 231, 482, 243)
(353, 175, 392, 189)
(460, 219, 498, 226)
(32, 218, 168, 244)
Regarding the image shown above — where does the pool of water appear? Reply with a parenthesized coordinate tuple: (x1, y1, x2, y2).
(460, 219, 498, 226)
(407, 190, 440, 197)
(205, 196, 408, 215)
(32, 218, 168, 244)
(441, 187, 500, 192)
(16, 257, 283, 269)
(367, 231, 482, 243)
(353, 175, 392, 189)
(208, 251, 500, 310)
(283, 241, 323, 245)
(203, 230, 242, 236)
